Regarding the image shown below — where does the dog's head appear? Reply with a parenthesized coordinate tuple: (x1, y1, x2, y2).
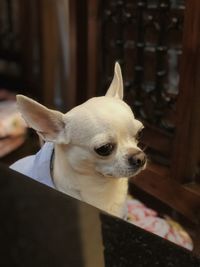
(17, 63, 146, 179)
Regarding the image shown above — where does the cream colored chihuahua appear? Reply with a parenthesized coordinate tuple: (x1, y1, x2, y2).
(11, 63, 146, 218)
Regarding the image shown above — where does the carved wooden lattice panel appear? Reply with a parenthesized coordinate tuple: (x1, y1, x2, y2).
(99, 0, 185, 165)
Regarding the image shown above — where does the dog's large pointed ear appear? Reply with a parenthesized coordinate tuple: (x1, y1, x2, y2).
(16, 95, 67, 143)
(105, 62, 123, 100)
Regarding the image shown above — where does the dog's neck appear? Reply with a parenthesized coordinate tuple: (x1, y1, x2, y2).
(52, 144, 128, 217)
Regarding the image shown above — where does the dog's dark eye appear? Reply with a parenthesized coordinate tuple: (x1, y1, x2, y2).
(95, 143, 115, 156)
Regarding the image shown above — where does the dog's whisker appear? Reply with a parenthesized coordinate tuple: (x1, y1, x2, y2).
(141, 145, 148, 152)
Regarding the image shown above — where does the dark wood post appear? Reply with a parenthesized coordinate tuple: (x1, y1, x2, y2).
(171, 0, 200, 184)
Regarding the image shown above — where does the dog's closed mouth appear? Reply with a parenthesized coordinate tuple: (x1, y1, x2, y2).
(117, 167, 144, 178)
(96, 170, 114, 178)
(97, 170, 139, 179)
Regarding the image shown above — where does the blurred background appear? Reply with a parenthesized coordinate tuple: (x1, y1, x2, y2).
(0, 0, 200, 262)
(0, 0, 186, 163)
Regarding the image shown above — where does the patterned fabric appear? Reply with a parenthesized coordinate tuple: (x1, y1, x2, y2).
(127, 197, 193, 251)
(0, 100, 26, 138)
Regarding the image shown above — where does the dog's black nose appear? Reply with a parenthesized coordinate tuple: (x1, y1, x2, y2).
(128, 152, 146, 168)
